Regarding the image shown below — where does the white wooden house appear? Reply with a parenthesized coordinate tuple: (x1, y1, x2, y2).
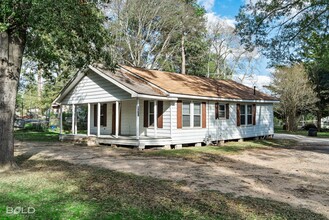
(53, 64, 278, 148)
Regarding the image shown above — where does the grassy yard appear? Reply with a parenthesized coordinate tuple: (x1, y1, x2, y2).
(0, 154, 325, 220)
(144, 139, 297, 163)
(14, 130, 59, 142)
(274, 126, 329, 138)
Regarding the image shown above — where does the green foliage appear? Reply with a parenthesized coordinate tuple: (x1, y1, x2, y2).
(23, 122, 48, 132)
(267, 64, 318, 131)
(235, 0, 329, 64)
(274, 126, 329, 138)
(14, 130, 59, 142)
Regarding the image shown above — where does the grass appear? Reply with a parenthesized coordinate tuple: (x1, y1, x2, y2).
(14, 130, 60, 142)
(274, 126, 329, 138)
(144, 139, 297, 163)
(0, 154, 325, 220)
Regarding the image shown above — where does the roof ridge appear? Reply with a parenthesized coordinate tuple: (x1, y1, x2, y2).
(119, 65, 170, 96)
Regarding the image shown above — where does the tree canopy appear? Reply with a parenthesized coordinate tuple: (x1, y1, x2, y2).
(0, 0, 112, 169)
(267, 64, 318, 131)
(235, 0, 329, 64)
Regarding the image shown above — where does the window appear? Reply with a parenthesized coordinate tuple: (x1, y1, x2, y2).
(240, 105, 246, 125)
(240, 104, 253, 126)
(100, 104, 107, 126)
(182, 102, 190, 127)
(218, 104, 225, 118)
(247, 105, 252, 125)
(149, 101, 154, 126)
(194, 103, 201, 127)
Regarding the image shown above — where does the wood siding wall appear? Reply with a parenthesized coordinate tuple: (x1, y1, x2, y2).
(61, 71, 131, 104)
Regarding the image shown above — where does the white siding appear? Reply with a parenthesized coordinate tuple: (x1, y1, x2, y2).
(140, 100, 171, 138)
(121, 100, 137, 135)
(87, 98, 274, 145)
(90, 103, 112, 135)
(170, 101, 209, 144)
(62, 72, 131, 104)
(170, 100, 274, 144)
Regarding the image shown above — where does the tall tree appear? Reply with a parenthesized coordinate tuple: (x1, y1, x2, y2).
(107, 0, 182, 68)
(170, 0, 207, 74)
(235, 0, 329, 65)
(108, 0, 208, 75)
(267, 64, 318, 131)
(0, 0, 112, 170)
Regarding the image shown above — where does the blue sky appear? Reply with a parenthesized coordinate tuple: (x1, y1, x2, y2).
(198, 0, 273, 91)
(212, 0, 242, 19)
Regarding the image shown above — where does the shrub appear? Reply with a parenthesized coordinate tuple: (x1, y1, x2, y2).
(23, 122, 48, 132)
(302, 123, 317, 131)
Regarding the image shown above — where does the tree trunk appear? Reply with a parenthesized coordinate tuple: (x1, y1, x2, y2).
(37, 66, 43, 102)
(181, 34, 186, 74)
(0, 30, 26, 170)
(316, 111, 322, 131)
(286, 112, 297, 131)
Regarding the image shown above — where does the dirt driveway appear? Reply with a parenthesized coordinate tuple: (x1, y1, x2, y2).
(14, 136, 329, 218)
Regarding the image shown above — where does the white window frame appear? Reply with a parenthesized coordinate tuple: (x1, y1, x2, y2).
(218, 104, 226, 119)
(193, 102, 201, 127)
(240, 104, 253, 126)
(182, 102, 191, 127)
(149, 101, 154, 127)
(247, 104, 253, 125)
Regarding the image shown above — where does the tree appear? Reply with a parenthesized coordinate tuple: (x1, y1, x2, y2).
(108, 0, 208, 75)
(235, 0, 329, 64)
(267, 64, 318, 131)
(303, 32, 329, 129)
(107, 0, 182, 68)
(0, 0, 112, 170)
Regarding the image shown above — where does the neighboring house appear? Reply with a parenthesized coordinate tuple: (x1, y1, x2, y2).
(53, 64, 278, 148)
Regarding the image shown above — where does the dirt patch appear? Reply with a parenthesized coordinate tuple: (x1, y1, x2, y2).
(14, 140, 329, 218)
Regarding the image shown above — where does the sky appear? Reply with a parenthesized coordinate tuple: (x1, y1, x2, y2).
(197, 0, 273, 92)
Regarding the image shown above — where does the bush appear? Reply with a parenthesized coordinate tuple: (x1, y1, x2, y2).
(24, 122, 48, 132)
(302, 123, 317, 131)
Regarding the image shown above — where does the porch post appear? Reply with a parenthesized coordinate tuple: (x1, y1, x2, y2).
(154, 100, 157, 138)
(97, 103, 101, 137)
(170, 101, 173, 138)
(71, 104, 75, 134)
(136, 98, 140, 140)
(59, 104, 63, 135)
(115, 101, 119, 138)
(87, 103, 90, 136)
(74, 106, 78, 135)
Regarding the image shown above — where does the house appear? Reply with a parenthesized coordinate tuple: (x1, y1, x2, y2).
(53, 64, 278, 149)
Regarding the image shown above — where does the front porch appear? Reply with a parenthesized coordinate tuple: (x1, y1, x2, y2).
(60, 134, 172, 148)
(58, 98, 173, 148)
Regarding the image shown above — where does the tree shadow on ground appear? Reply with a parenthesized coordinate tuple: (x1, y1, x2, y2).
(0, 156, 326, 220)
